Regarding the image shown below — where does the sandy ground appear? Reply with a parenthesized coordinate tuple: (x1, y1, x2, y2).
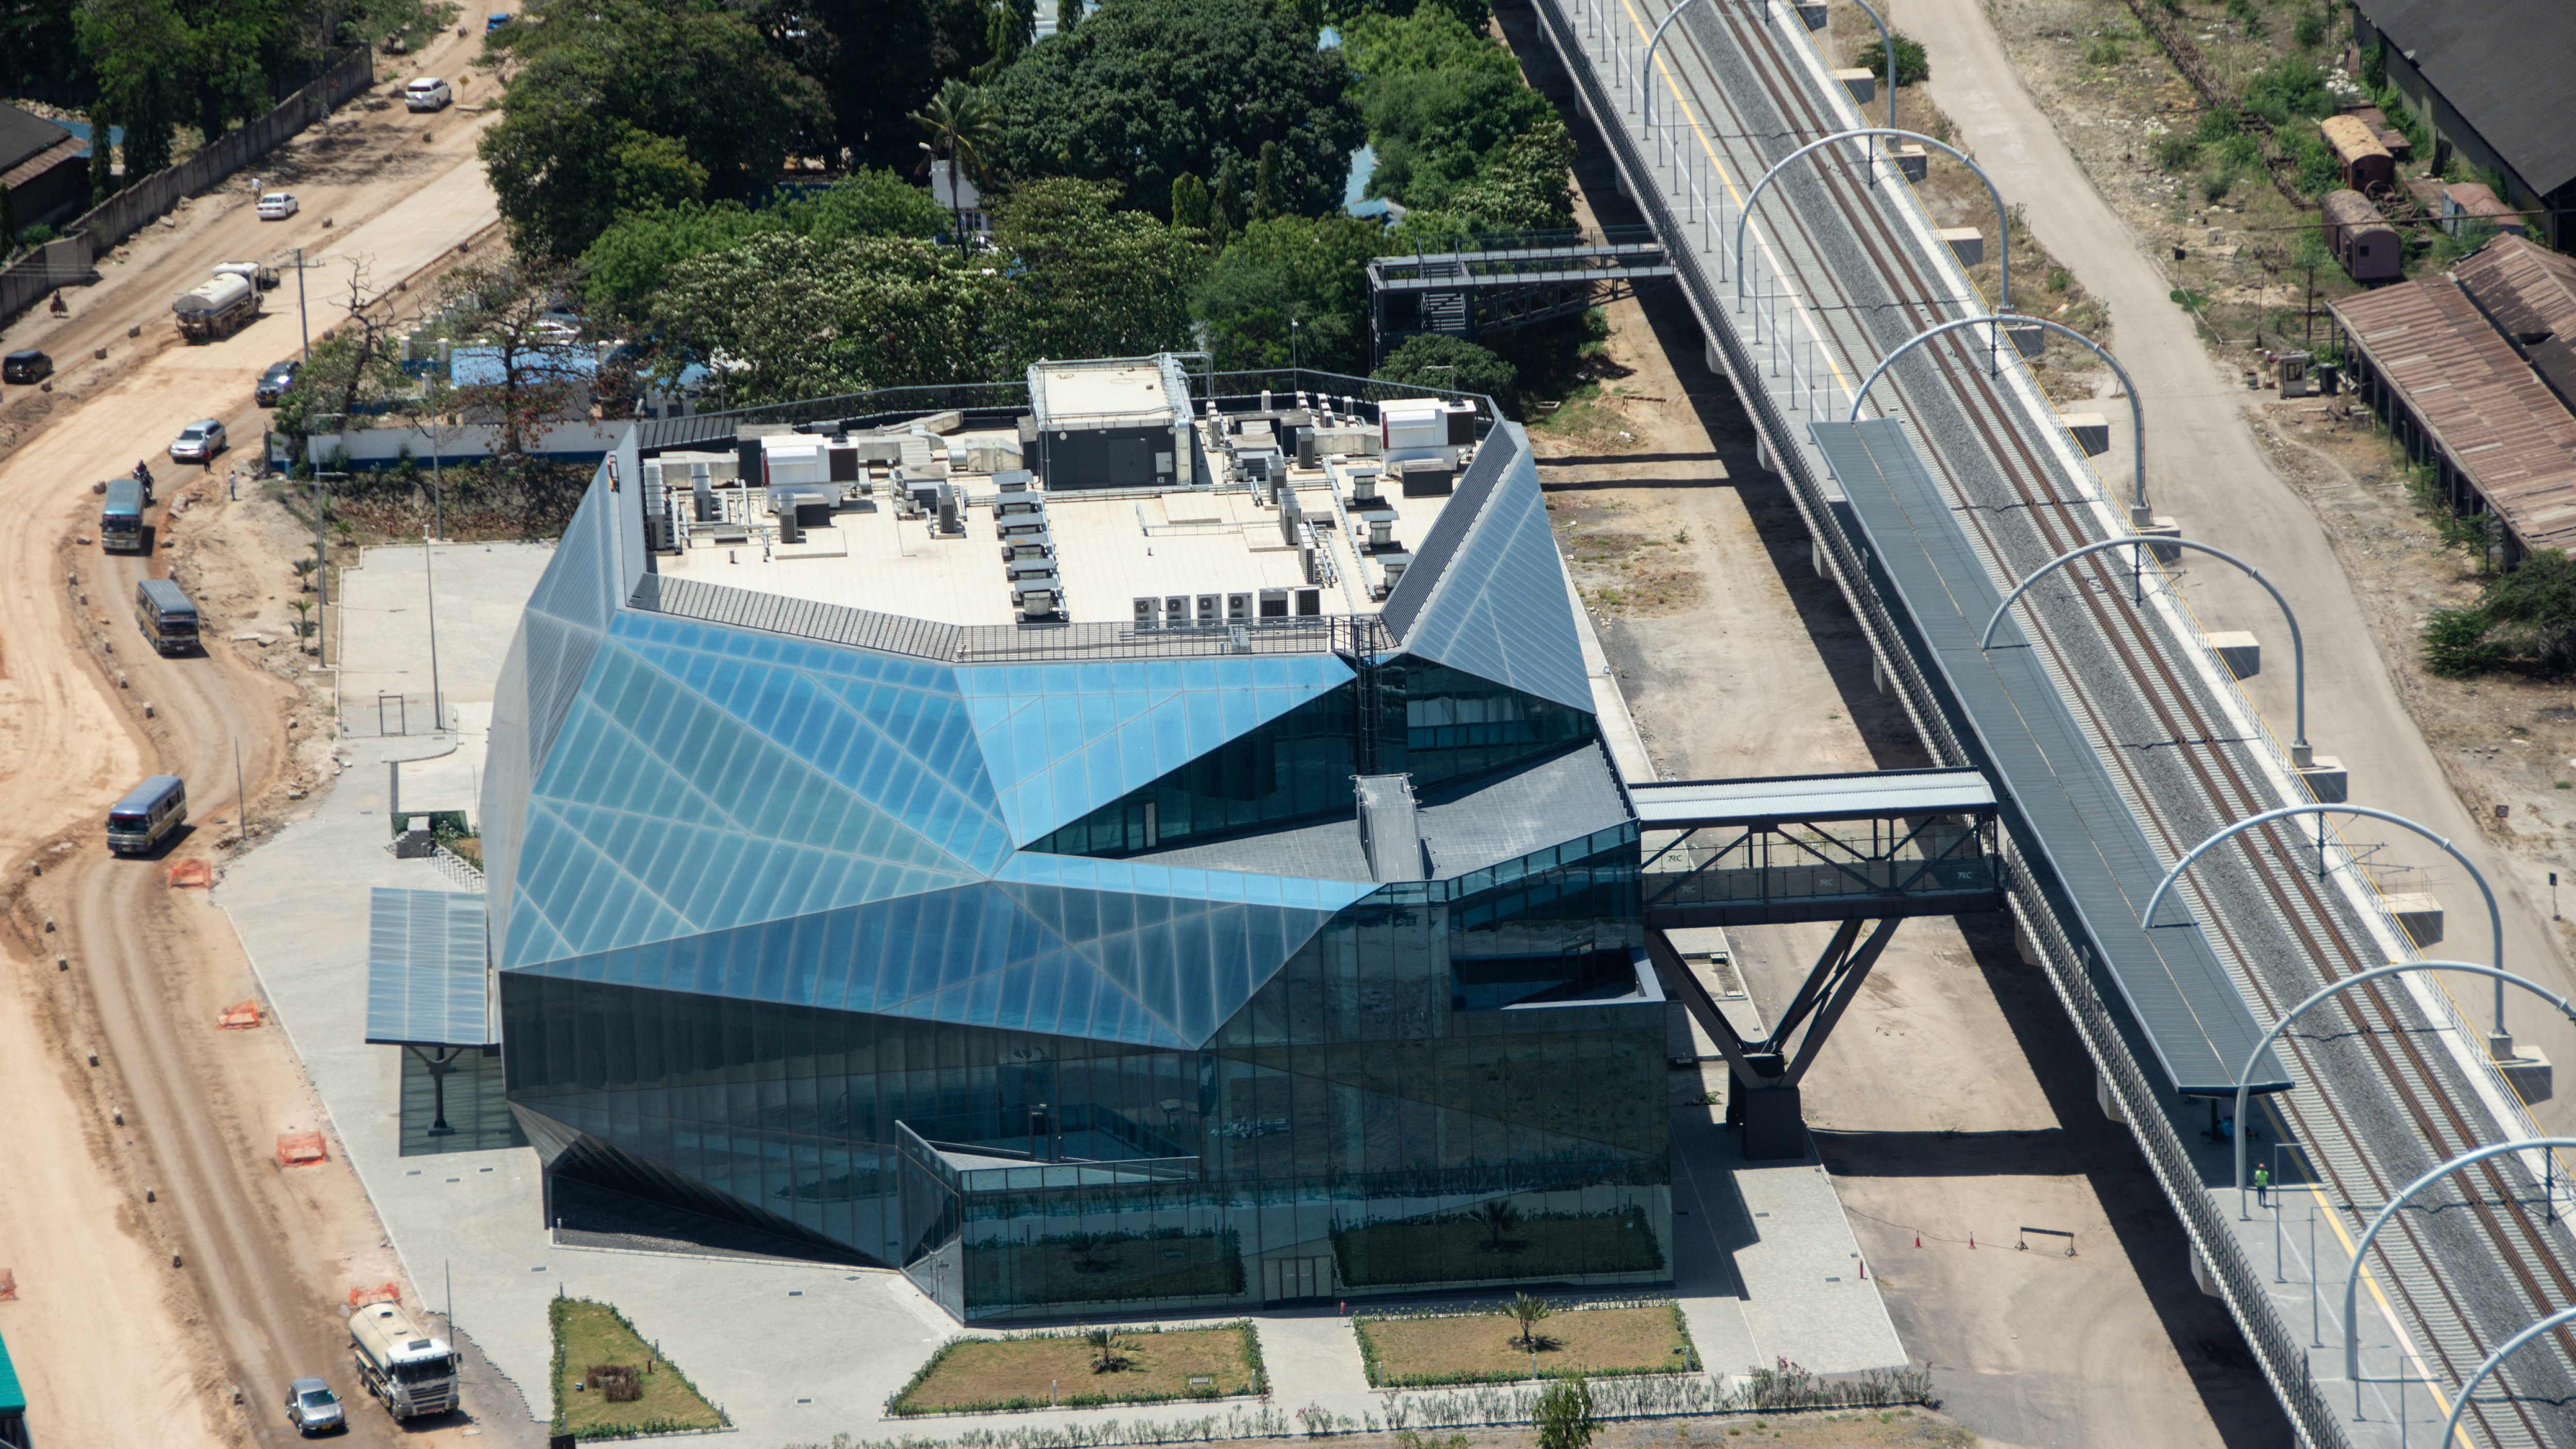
(0, 25, 515, 1448)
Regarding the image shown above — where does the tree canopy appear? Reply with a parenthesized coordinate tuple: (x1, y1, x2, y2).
(1343, 7, 1573, 234)
(985, 0, 1362, 219)
(1194, 213, 1390, 375)
(1374, 334, 1515, 406)
(990, 179, 1203, 368)
(478, 0, 830, 260)
(578, 169, 947, 324)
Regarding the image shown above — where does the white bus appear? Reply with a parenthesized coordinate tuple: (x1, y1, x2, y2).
(106, 776, 186, 856)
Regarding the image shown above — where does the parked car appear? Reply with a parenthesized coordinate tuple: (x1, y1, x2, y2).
(486, 12, 511, 30)
(256, 359, 301, 407)
(403, 76, 452, 111)
(256, 192, 299, 221)
(169, 419, 227, 463)
(284, 1378, 345, 1437)
(1, 348, 50, 384)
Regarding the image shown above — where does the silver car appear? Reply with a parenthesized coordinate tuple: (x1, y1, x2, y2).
(285, 1378, 344, 1436)
(169, 419, 227, 463)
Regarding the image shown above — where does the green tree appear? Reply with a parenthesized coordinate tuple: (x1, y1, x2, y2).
(1508, 1293, 1555, 1351)
(1859, 30, 1929, 88)
(911, 78, 999, 256)
(992, 178, 1204, 366)
(744, 0, 1023, 172)
(1082, 1326, 1133, 1374)
(1171, 173, 1213, 232)
(478, 0, 830, 259)
(1346, 8, 1552, 209)
(76, 0, 189, 192)
(2418, 551, 2576, 677)
(649, 232, 1005, 405)
(985, 0, 1362, 219)
(1376, 334, 1515, 404)
(579, 171, 949, 323)
(1195, 213, 1390, 374)
(1533, 1378, 1596, 1449)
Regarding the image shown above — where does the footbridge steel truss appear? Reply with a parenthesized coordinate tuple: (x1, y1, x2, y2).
(1366, 227, 1674, 354)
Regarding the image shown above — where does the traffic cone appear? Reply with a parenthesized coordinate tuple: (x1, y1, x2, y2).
(1969, 1233, 1976, 1249)
(1913, 1232, 1921, 1247)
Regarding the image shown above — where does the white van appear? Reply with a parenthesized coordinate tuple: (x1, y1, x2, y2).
(403, 77, 452, 111)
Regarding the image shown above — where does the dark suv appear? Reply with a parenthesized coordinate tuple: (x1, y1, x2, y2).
(1, 349, 50, 384)
(256, 359, 301, 406)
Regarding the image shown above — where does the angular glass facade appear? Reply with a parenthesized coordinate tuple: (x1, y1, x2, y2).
(484, 413, 1670, 1320)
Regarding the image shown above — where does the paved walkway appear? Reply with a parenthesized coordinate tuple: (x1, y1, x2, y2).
(1884, 0, 2576, 1093)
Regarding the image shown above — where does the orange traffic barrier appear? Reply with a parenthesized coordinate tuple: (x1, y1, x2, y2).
(347, 1283, 400, 1311)
(217, 1000, 262, 1030)
(275, 1132, 328, 1168)
(166, 858, 213, 888)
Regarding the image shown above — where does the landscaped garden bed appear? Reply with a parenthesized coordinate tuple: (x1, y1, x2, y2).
(887, 1322, 1267, 1415)
(1354, 1300, 1698, 1387)
(549, 1296, 729, 1439)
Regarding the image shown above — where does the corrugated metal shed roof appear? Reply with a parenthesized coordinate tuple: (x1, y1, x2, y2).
(2331, 274, 2576, 552)
(0, 101, 71, 175)
(365, 888, 493, 1047)
(2359, 0, 2576, 194)
(2454, 235, 2576, 405)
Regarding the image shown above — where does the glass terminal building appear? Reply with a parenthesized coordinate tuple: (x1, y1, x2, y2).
(475, 360, 1668, 1320)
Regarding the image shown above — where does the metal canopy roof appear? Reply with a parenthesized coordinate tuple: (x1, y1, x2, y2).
(366, 888, 494, 1048)
(1808, 419, 2289, 1099)
(1628, 768, 1994, 828)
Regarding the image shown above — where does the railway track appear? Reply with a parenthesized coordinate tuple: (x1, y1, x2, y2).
(1532, 2, 2576, 1442)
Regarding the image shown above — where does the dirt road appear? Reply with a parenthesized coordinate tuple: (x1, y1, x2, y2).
(0, 29, 509, 1448)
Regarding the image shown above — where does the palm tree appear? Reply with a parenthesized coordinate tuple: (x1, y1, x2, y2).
(1473, 1198, 1519, 1253)
(1083, 1325, 1132, 1374)
(1508, 1293, 1554, 1352)
(911, 79, 999, 259)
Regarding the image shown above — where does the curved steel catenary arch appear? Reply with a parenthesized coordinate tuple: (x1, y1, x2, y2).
(2142, 804, 2514, 1040)
(1734, 129, 2010, 310)
(2439, 1302, 2576, 1449)
(2225, 961, 2576, 1217)
(2342, 1137, 2576, 1385)
(1848, 313, 2149, 522)
(1980, 536, 2309, 763)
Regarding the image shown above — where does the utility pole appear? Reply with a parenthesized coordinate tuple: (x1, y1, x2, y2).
(294, 245, 310, 365)
(423, 527, 443, 734)
(234, 736, 249, 840)
(313, 471, 328, 663)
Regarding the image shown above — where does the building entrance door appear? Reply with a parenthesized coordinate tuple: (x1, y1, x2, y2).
(1261, 1255, 1337, 1304)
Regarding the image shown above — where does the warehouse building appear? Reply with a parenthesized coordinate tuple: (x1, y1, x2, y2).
(2329, 235, 2576, 560)
(442, 358, 1667, 1320)
(2349, 0, 2576, 249)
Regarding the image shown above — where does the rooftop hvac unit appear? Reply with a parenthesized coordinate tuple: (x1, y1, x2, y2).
(1002, 536, 1053, 562)
(1294, 586, 1321, 616)
(1195, 592, 1222, 626)
(1380, 554, 1410, 594)
(1350, 467, 1379, 504)
(1164, 594, 1192, 627)
(1278, 485, 1303, 547)
(997, 493, 1043, 517)
(1226, 591, 1252, 623)
(1134, 596, 1162, 629)
(1367, 516, 1394, 550)
(1258, 587, 1290, 619)
(1398, 458, 1454, 497)
(998, 515, 1049, 538)
(995, 469, 1034, 495)
(936, 482, 963, 536)
(1016, 586, 1059, 620)
(1007, 556, 1057, 581)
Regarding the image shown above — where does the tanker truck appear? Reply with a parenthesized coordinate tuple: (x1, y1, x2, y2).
(347, 1300, 458, 1420)
(173, 272, 261, 343)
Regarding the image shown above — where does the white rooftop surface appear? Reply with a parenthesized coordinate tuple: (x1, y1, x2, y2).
(1032, 359, 1178, 426)
(656, 468, 1455, 625)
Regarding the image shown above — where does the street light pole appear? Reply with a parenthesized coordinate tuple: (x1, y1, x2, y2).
(423, 527, 444, 734)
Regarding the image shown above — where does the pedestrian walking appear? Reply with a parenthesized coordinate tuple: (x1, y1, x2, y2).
(2253, 1162, 2271, 1208)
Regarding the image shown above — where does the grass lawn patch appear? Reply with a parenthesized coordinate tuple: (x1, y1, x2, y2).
(888, 1321, 1267, 1416)
(1354, 1303, 1697, 1387)
(1334, 1206, 1662, 1288)
(549, 1296, 728, 1439)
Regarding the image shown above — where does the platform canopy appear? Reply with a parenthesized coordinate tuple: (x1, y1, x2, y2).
(366, 888, 494, 1048)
